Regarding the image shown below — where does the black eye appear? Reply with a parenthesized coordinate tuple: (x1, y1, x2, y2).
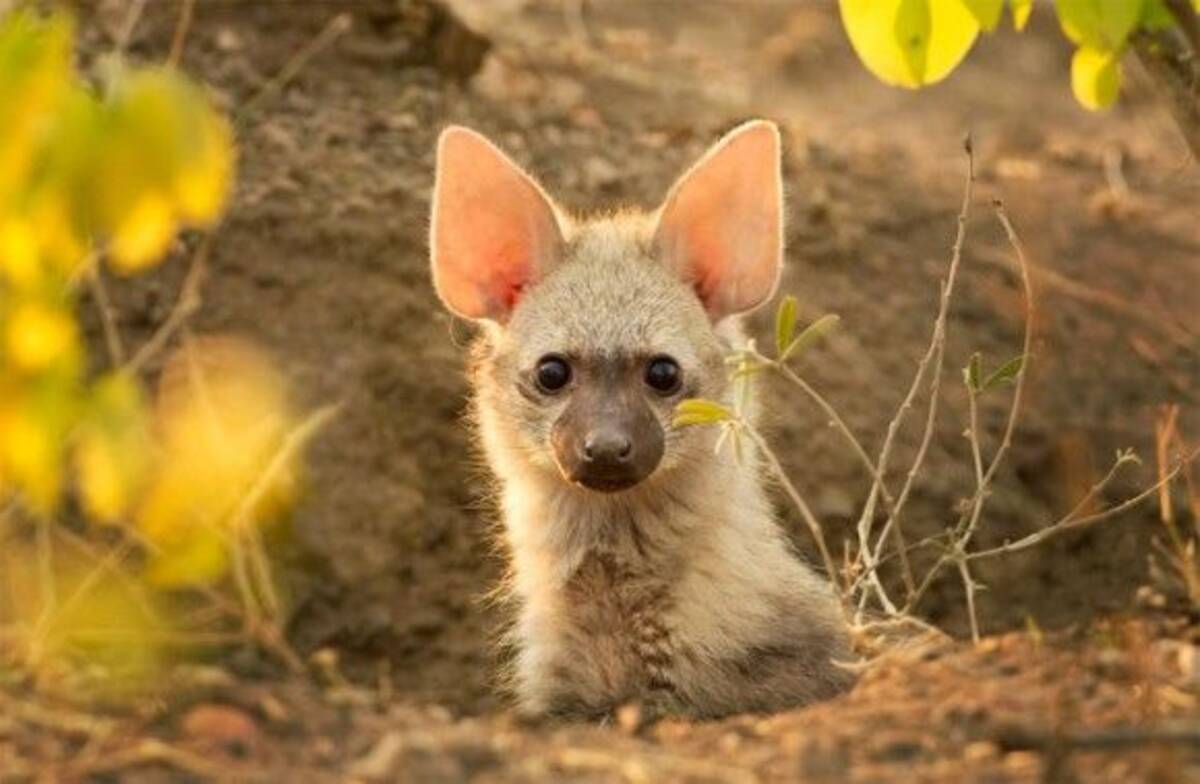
(644, 356, 682, 395)
(535, 355, 572, 394)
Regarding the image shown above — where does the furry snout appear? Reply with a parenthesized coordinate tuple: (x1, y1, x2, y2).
(549, 390, 664, 492)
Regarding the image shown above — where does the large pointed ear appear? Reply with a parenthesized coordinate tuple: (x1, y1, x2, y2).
(653, 120, 784, 321)
(430, 126, 563, 322)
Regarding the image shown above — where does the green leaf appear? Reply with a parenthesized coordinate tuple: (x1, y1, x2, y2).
(964, 352, 982, 392)
(1139, 0, 1176, 30)
(672, 399, 733, 428)
(1071, 45, 1121, 110)
(780, 314, 841, 362)
(982, 354, 1025, 390)
(1010, 0, 1034, 30)
(963, 0, 1005, 31)
(775, 295, 798, 359)
(838, 0, 980, 88)
(1054, 0, 1143, 49)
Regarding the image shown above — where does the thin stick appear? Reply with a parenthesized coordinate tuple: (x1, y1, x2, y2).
(973, 246, 1196, 349)
(969, 461, 1195, 559)
(235, 13, 354, 126)
(967, 451, 1198, 562)
(86, 264, 127, 367)
(29, 538, 138, 656)
(166, 0, 197, 67)
(956, 556, 980, 643)
(1165, 0, 1200, 61)
(955, 200, 1035, 552)
(114, 0, 149, 53)
(769, 359, 916, 595)
(226, 404, 341, 620)
(124, 234, 210, 374)
(744, 425, 840, 592)
(856, 135, 976, 615)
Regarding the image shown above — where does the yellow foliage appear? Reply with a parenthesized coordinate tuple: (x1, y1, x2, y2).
(1071, 45, 1121, 111)
(108, 192, 177, 273)
(0, 218, 40, 287)
(838, 0, 980, 89)
(75, 374, 150, 523)
(5, 300, 78, 373)
(0, 394, 66, 514)
(137, 338, 299, 587)
(174, 113, 236, 226)
(0, 544, 166, 682)
(1011, 0, 1034, 30)
(1054, 0, 1142, 50)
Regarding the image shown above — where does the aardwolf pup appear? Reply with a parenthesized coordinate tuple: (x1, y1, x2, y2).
(429, 120, 853, 719)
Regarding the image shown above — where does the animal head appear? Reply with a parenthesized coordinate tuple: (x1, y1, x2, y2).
(430, 121, 783, 494)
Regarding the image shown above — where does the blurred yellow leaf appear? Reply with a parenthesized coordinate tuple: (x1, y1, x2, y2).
(144, 529, 229, 589)
(0, 218, 40, 287)
(108, 192, 176, 273)
(1055, 0, 1143, 49)
(137, 338, 299, 587)
(0, 396, 65, 513)
(76, 374, 151, 523)
(1071, 45, 1121, 110)
(839, 0, 980, 89)
(173, 113, 235, 226)
(0, 11, 73, 207)
(1011, 0, 1034, 30)
(5, 300, 78, 372)
(962, 0, 1004, 31)
(0, 544, 165, 683)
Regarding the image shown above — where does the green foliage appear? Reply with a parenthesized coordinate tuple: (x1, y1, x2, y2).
(774, 296, 840, 363)
(964, 352, 1026, 393)
(838, 0, 1200, 110)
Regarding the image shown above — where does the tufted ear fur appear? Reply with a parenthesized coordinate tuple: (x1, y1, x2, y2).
(430, 126, 564, 322)
(653, 120, 784, 321)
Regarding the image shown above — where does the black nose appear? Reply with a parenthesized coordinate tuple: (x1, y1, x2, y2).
(583, 429, 633, 464)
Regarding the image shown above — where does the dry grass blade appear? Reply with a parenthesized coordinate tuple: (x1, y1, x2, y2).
(744, 425, 840, 596)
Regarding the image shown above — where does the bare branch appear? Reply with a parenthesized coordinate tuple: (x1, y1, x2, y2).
(85, 261, 127, 367)
(744, 425, 840, 594)
(856, 134, 975, 616)
(966, 448, 1199, 562)
(124, 234, 211, 375)
(166, 0, 197, 67)
(235, 13, 354, 126)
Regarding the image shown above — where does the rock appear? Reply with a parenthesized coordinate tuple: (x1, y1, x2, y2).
(180, 703, 260, 756)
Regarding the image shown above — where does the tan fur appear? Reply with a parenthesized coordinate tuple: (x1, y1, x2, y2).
(466, 209, 855, 719)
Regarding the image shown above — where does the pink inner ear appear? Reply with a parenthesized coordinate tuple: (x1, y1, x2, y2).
(431, 127, 562, 321)
(655, 121, 782, 320)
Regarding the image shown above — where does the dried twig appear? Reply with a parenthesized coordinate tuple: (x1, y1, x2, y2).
(966, 447, 1200, 562)
(166, 0, 197, 67)
(744, 425, 839, 591)
(235, 13, 354, 126)
(855, 135, 976, 617)
(974, 245, 1196, 349)
(124, 234, 210, 374)
(86, 262, 127, 367)
(113, 0, 149, 53)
